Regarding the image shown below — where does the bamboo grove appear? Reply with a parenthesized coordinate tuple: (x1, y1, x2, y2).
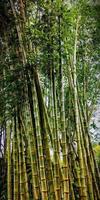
(0, 0, 100, 200)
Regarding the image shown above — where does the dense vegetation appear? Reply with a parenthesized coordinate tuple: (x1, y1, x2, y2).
(0, 0, 100, 199)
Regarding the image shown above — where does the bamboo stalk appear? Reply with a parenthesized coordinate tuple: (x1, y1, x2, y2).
(17, 109, 29, 200)
(13, 114, 19, 200)
(33, 68, 56, 199)
(21, 111, 40, 200)
(32, 79, 49, 200)
(72, 16, 88, 200)
(7, 121, 12, 200)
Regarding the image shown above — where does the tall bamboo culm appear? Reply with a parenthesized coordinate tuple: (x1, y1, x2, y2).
(7, 122, 12, 200)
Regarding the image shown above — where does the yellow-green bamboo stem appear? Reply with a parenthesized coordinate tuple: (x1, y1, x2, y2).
(17, 111, 29, 200)
(32, 79, 49, 200)
(72, 16, 88, 200)
(33, 69, 56, 199)
(13, 116, 19, 200)
(59, 56, 69, 200)
(78, 99, 100, 199)
(51, 66, 62, 200)
(21, 109, 40, 200)
(7, 121, 12, 200)
(78, 103, 94, 200)
(9, 0, 26, 64)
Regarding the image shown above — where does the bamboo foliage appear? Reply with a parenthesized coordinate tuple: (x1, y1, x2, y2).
(0, 0, 100, 200)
